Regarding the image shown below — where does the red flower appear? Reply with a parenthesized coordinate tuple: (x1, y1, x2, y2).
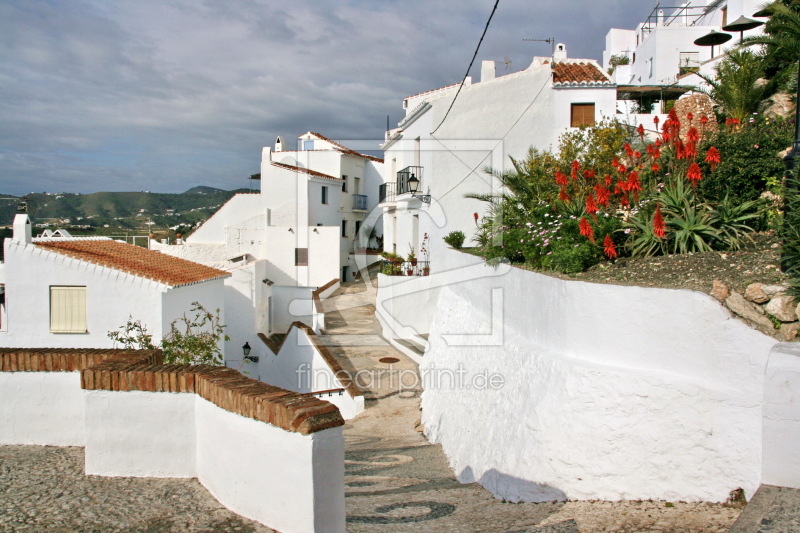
(653, 116, 660, 126)
(624, 143, 634, 158)
(595, 184, 611, 207)
(646, 144, 655, 156)
(579, 217, 595, 243)
(686, 127, 700, 144)
(586, 193, 598, 217)
(637, 123, 645, 140)
(603, 234, 618, 259)
(700, 115, 709, 125)
(687, 112, 694, 122)
(555, 170, 568, 187)
(619, 195, 630, 208)
(651, 162, 660, 174)
(634, 150, 642, 159)
(473, 212, 479, 224)
(559, 186, 570, 202)
(627, 170, 642, 202)
(705, 146, 721, 171)
(687, 162, 702, 187)
(571, 160, 580, 180)
(583, 168, 597, 180)
(604, 174, 612, 186)
(685, 141, 698, 159)
(653, 203, 666, 239)
(612, 156, 619, 167)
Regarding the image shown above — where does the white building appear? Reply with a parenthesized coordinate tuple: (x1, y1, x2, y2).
(0, 214, 229, 351)
(603, 0, 766, 117)
(379, 45, 617, 268)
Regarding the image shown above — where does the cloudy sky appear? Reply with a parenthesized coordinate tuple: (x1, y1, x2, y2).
(0, 0, 649, 196)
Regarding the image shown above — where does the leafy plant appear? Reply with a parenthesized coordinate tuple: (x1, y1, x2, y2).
(697, 48, 773, 122)
(444, 230, 466, 249)
(108, 302, 229, 365)
(664, 199, 719, 254)
(708, 195, 761, 250)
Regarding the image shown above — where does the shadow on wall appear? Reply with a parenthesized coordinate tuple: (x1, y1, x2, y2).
(459, 467, 568, 503)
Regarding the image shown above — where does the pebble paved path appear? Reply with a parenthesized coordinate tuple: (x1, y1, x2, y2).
(0, 276, 745, 532)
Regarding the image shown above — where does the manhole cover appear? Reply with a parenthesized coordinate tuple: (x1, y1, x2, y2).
(379, 357, 400, 364)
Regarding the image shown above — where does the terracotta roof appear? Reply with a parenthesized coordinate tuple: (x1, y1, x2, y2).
(34, 238, 230, 287)
(306, 132, 383, 163)
(551, 61, 613, 86)
(270, 161, 343, 181)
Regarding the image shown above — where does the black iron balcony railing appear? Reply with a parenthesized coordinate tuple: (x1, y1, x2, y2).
(352, 193, 368, 210)
(378, 182, 396, 204)
(397, 166, 424, 196)
(380, 260, 430, 277)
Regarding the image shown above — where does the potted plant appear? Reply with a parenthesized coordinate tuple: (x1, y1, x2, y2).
(408, 245, 417, 266)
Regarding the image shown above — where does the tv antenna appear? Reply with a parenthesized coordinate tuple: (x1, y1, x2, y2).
(523, 37, 555, 56)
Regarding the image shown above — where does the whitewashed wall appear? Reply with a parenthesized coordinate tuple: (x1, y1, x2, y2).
(254, 326, 363, 419)
(0, 372, 85, 445)
(1, 240, 165, 347)
(264, 226, 339, 288)
(161, 279, 227, 358)
(376, 273, 439, 354)
(762, 343, 800, 489)
(185, 194, 264, 244)
(419, 248, 779, 502)
(84, 389, 345, 533)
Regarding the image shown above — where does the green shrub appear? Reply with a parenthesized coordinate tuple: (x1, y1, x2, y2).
(444, 230, 466, 249)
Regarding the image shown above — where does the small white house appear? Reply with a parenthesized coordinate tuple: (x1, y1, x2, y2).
(380, 45, 617, 265)
(0, 215, 229, 351)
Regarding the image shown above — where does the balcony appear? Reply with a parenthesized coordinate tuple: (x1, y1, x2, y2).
(381, 260, 430, 277)
(352, 194, 368, 211)
(379, 182, 396, 204)
(397, 166, 424, 197)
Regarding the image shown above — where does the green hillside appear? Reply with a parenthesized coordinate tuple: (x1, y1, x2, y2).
(0, 188, 251, 234)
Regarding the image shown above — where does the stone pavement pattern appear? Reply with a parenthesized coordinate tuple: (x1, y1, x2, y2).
(327, 279, 744, 533)
(729, 485, 800, 533)
(0, 445, 274, 532)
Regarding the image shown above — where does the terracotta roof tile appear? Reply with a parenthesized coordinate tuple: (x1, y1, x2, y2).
(552, 61, 613, 86)
(270, 161, 343, 181)
(35, 239, 230, 287)
(307, 132, 384, 163)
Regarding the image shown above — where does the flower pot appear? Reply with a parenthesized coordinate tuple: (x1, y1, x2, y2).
(423, 268, 430, 276)
(406, 269, 413, 276)
(411, 259, 417, 266)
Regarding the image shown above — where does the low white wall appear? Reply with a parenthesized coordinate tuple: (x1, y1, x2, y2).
(196, 397, 345, 533)
(762, 343, 800, 489)
(0, 372, 85, 446)
(83, 389, 345, 533)
(256, 327, 364, 419)
(84, 390, 197, 477)
(376, 273, 440, 342)
(273, 286, 314, 333)
(419, 248, 778, 503)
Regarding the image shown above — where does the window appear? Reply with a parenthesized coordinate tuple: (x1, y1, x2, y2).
(570, 103, 595, 127)
(341, 220, 347, 237)
(50, 286, 87, 333)
(303, 140, 314, 151)
(295, 248, 308, 266)
(321, 186, 328, 205)
(649, 57, 653, 78)
(342, 175, 348, 192)
(355, 220, 362, 236)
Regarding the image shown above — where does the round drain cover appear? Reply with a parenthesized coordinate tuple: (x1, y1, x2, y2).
(379, 357, 400, 364)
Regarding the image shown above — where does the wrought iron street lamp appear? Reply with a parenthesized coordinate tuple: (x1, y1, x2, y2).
(242, 341, 259, 363)
(406, 174, 431, 203)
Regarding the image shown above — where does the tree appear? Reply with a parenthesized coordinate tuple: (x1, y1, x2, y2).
(108, 302, 229, 365)
(698, 49, 773, 121)
(742, 1, 800, 94)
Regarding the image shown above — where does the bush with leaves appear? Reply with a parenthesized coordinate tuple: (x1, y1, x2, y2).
(697, 116, 793, 212)
(108, 302, 229, 365)
(444, 230, 466, 249)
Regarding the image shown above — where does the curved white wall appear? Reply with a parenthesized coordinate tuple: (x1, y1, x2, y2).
(420, 248, 777, 503)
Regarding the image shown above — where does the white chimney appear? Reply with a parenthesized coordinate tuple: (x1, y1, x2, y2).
(481, 60, 496, 82)
(12, 214, 31, 244)
(554, 43, 567, 60)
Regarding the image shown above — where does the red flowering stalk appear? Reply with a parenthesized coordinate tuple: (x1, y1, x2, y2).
(612, 156, 619, 167)
(705, 146, 721, 171)
(579, 217, 595, 243)
(595, 184, 611, 207)
(653, 116, 660, 127)
(686, 112, 694, 122)
(685, 141, 698, 160)
(624, 142, 634, 160)
(686, 127, 700, 144)
(700, 115, 709, 125)
(571, 160, 580, 180)
(627, 170, 642, 202)
(637, 123, 645, 141)
(603, 234, 618, 259)
(559, 186, 570, 202)
(634, 150, 642, 159)
(619, 195, 630, 208)
(585, 193, 598, 220)
(687, 162, 702, 188)
(555, 170, 568, 187)
(651, 162, 660, 174)
(646, 144, 655, 157)
(583, 168, 597, 180)
(604, 174, 612, 186)
(653, 203, 666, 239)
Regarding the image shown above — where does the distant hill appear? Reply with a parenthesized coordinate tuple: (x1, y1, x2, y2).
(0, 188, 252, 231)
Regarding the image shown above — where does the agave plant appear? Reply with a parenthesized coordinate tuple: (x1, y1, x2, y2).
(665, 198, 719, 254)
(625, 206, 668, 257)
(708, 194, 761, 250)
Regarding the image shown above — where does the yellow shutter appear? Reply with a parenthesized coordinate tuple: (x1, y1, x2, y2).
(571, 103, 596, 127)
(50, 286, 87, 333)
